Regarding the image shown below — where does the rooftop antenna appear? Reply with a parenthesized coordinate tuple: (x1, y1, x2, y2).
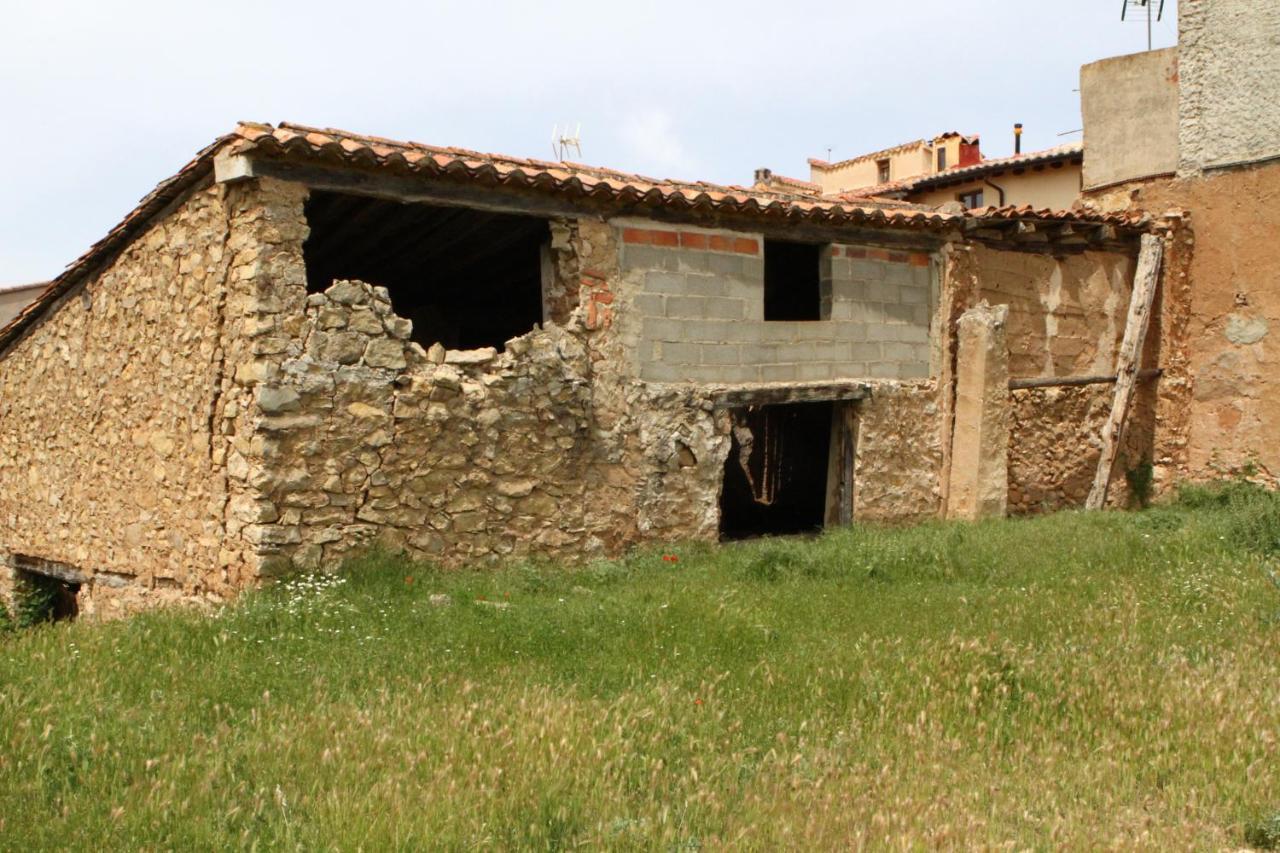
(551, 123, 583, 161)
(1120, 0, 1165, 51)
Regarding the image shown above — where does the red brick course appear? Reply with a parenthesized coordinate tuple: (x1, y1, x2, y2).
(623, 227, 758, 256)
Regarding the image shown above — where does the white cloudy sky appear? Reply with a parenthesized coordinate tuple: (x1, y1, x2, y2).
(0, 0, 1177, 285)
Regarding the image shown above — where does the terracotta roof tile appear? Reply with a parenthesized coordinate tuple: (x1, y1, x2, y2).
(0, 123, 1144, 355)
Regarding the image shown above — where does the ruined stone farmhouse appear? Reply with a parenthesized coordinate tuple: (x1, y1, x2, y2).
(0, 120, 1186, 617)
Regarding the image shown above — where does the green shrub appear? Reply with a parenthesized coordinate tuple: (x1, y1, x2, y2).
(1125, 458, 1155, 509)
(1245, 812, 1280, 850)
(14, 573, 61, 628)
(0, 599, 13, 637)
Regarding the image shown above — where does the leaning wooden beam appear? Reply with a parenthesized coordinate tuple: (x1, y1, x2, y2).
(1008, 368, 1162, 391)
(1085, 233, 1164, 510)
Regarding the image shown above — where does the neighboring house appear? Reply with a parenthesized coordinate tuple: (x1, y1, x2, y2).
(0, 283, 47, 328)
(0, 121, 1162, 618)
(760, 134, 1084, 211)
(806, 132, 983, 196)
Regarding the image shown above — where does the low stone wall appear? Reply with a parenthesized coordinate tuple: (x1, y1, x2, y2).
(854, 381, 946, 522)
(1007, 384, 1153, 514)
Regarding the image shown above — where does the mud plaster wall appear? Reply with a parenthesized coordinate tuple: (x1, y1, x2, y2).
(1115, 166, 1280, 486)
(238, 181, 731, 571)
(0, 183, 260, 617)
(969, 244, 1157, 512)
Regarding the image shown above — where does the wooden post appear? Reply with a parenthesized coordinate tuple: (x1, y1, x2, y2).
(1086, 233, 1164, 510)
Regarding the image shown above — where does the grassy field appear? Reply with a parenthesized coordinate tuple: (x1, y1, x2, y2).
(2, 484, 1279, 849)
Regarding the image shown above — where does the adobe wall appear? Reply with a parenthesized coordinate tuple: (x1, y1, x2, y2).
(973, 246, 1135, 379)
(0, 183, 265, 617)
(1115, 166, 1280, 486)
(620, 223, 935, 383)
(967, 244, 1154, 512)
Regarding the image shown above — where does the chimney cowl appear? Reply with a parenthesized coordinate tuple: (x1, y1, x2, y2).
(1014, 123, 1024, 155)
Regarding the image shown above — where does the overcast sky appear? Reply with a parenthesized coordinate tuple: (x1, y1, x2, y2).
(0, 0, 1178, 285)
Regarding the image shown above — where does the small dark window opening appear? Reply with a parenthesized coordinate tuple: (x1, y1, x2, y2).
(958, 189, 984, 209)
(720, 401, 833, 540)
(302, 190, 549, 351)
(763, 240, 822, 321)
(876, 159, 891, 183)
(14, 568, 80, 624)
(937, 148, 948, 170)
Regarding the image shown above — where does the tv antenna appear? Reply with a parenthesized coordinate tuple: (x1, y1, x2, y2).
(551, 123, 582, 161)
(1121, 0, 1165, 51)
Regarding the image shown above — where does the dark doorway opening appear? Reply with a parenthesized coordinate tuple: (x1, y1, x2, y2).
(719, 401, 833, 540)
(302, 190, 549, 351)
(763, 240, 823, 321)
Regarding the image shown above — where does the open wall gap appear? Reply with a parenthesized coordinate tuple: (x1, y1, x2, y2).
(302, 190, 550, 350)
(763, 239, 822, 321)
(14, 567, 80, 623)
(719, 401, 833, 540)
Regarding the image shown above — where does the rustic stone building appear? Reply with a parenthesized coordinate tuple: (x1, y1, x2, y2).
(0, 122, 1166, 617)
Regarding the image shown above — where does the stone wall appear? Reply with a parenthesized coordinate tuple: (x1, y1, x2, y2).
(622, 222, 935, 383)
(1179, 0, 1280, 174)
(0, 183, 253, 616)
(1007, 384, 1154, 514)
(228, 186, 733, 570)
(853, 382, 946, 522)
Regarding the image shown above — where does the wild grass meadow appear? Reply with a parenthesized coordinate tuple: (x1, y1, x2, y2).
(1, 482, 1278, 849)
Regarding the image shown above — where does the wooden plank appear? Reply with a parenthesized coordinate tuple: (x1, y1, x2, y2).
(1085, 233, 1164, 510)
(1008, 368, 1161, 391)
(840, 405, 858, 525)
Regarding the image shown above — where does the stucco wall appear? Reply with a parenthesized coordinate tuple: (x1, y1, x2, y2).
(1179, 0, 1280, 174)
(910, 166, 1082, 211)
(1080, 47, 1179, 190)
(0, 184, 251, 616)
(0, 285, 44, 328)
(810, 144, 932, 193)
(622, 224, 935, 383)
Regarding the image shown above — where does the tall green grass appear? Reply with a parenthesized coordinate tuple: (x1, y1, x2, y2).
(1, 485, 1278, 848)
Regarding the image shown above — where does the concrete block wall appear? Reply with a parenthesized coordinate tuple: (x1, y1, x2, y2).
(619, 222, 934, 383)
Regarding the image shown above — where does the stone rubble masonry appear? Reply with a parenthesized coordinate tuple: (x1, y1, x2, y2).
(1008, 384, 1149, 514)
(946, 303, 1010, 521)
(0, 182, 258, 618)
(0, 166, 1156, 618)
(622, 221, 935, 384)
(236, 192, 729, 573)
